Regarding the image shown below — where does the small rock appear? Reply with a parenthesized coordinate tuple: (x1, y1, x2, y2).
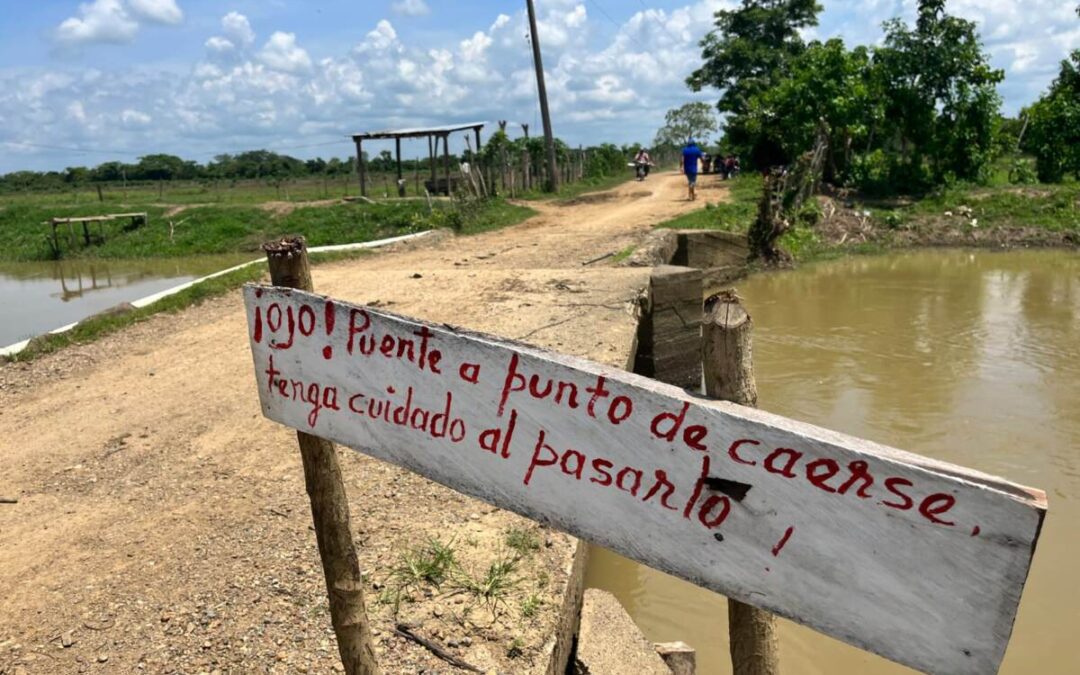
(410, 273, 423, 279)
(433, 605, 444, 618)
(461, 636, 472, 647)
(276, 650, 288, 662)
(97, 654, 109, 663)
(61, 632, 74, 648)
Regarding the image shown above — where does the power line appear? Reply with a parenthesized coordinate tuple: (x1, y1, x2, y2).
(586, 0, 623, 31)
(2, 141, 143, 156)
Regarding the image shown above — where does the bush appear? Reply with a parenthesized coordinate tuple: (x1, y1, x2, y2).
(1008, 159, 1038, 185)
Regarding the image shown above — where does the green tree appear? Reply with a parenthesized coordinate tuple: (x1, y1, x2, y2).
(1024, 49, 1080, 181)
(742, 39, 877, 180)
(687, 0, 822, 116)
(688, 0, 822, 165)
(134, 153, 189, 181)
(653, 102, 720, 147)
(872, 0, 1003, 187)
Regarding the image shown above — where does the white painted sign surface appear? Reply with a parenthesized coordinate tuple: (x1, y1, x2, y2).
(244, 285, 1046, 675)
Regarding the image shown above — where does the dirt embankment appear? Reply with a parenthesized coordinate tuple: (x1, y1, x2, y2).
(813, 194, 1080, 250)
(0, 172, 724, 674)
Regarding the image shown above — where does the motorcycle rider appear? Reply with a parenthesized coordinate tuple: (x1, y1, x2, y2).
(634, 148, 652, 181)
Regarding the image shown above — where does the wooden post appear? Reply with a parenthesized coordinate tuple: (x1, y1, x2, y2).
(96, 184, 104, 203)
(428, 135, 436, 183)
(526, 0, 559, 192)
(702, 290, 780, 675)
(442, 134, 451, 195)
(354, 138, 367, 198)
(395, 137, 405, 198)
(262, 237, 381, 675)
(474, 126, 482, 155)
(414, 157, 420, 196)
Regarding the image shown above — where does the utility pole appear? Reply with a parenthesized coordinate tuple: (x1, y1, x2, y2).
(526, 0, 559, 193)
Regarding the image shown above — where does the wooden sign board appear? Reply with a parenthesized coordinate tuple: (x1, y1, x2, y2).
(244, 285, 1046, 675)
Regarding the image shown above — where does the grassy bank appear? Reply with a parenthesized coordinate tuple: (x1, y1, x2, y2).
(0, 197, 534, 262)
(655, 173, 1079, 262)
(657, 175, 762, 232)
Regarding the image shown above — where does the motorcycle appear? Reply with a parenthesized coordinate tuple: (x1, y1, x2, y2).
(629, 161, 654, 181)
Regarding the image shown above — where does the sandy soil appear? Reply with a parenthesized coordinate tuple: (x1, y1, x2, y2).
(0, 172, 723, 674)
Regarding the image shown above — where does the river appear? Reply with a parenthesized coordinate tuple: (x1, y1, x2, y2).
(587, 249, 1080, 674)
(0, 255, 255, 347)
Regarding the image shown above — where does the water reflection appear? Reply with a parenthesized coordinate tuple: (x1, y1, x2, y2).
(587, 249, 1080, 675)
(0, 255, 254, 345)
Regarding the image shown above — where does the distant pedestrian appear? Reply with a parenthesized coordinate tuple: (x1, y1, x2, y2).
(682, 138, 704, 201)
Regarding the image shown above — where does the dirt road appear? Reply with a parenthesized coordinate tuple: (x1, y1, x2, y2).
(0, 172, 725, 674)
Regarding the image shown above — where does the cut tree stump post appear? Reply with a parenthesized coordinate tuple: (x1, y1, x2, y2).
(262, 237, 380, 675)
(702, 290, 780, 675)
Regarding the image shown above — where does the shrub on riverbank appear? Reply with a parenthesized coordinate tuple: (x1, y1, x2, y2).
(655, 175, 1079, 262)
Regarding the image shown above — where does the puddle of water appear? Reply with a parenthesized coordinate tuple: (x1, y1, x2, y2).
(0, 255, 255, 346)
(587, 249, 1080, 674)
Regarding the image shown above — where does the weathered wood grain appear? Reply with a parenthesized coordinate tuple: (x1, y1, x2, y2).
(244, 285, 1046, 675)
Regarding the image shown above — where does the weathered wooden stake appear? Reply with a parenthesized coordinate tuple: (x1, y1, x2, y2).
(262, 237, 380, 675)
(702, 290, 780, 675)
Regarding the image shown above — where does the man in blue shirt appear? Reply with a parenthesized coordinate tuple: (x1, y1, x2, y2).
(682, 138, 704, 201)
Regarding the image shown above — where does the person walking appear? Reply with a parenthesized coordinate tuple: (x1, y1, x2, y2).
(682, 138, 704, 201)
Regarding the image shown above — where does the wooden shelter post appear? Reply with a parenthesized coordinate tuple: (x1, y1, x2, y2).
(442, 134, 451, 194)
(428, 135, 436, 183)
(354, 139, 367, 198)
(395, 137, 405, 198)
(474, 126, 482, 154)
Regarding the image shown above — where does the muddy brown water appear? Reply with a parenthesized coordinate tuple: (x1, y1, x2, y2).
(0, 255, 254, 346)
(587, 249, 1079, 674)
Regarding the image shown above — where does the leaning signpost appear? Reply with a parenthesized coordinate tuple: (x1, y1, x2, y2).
(244, 245, 1045, 675)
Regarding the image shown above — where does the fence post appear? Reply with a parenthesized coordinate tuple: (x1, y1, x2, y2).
(702, 290, 780, 675)
(262, 237, 381, 675)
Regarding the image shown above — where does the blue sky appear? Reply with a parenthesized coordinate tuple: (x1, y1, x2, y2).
(0, 0, 1076, 173)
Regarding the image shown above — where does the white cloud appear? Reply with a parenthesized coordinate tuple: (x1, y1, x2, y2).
(357, 20, 400, 53)
(391, 0, 430, 17)
(258, 32, 313, 74)
(121, 108, 152, 125)
(205, 36, 235, 53)
(127, 0, 183, 25)
(67, 100, 88, 123)
(221, 11, 255, 47)
(55, 0, 139, 44)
